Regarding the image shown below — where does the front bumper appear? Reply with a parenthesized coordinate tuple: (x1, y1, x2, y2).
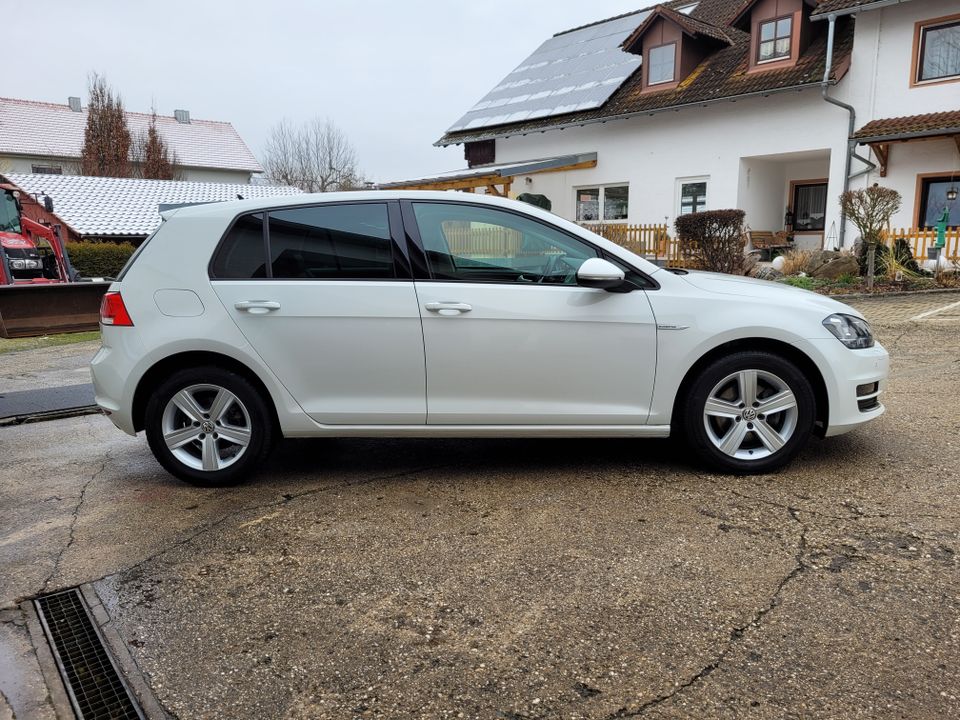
(798, 338, 889, 437)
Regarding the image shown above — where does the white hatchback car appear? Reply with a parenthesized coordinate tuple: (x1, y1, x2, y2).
(91, 192, 888, 485)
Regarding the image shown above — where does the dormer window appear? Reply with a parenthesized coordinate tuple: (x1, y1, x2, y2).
(648, 43, 677, 84)
(758, 17, 792, 62)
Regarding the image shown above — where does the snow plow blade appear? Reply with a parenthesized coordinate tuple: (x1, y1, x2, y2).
(0, 282, 110, 338)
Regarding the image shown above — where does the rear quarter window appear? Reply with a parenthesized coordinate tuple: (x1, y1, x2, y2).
(210, 213, 267, 279)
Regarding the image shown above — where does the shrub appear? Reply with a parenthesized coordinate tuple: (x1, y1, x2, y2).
(778, 248, 815, 276)
(839, 184, 902, 289)
(674, 209, 746, 274)
(65, 241, 136, 278)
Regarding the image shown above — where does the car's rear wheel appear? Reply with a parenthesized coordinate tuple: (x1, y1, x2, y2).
(145, 366, 274, 486)
(683, 351, 815, 474)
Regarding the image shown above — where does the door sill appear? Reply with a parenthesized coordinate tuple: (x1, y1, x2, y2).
(286, 424, 671, 438)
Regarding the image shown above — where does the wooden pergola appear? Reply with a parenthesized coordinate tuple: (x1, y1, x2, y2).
(381, 153, 597, 196)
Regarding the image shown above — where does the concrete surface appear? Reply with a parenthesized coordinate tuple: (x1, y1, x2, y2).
(0, 340, 99, 393)
(0, 294, 957, 719)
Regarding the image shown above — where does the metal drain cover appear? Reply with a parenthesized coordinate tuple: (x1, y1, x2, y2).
(34, 589, 144, 720)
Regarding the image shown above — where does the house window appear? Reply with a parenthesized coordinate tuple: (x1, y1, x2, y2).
(917, 19, 960, 82)
(31, 164, 63, 175)
(576, 186, 629, 222)
(648, 43, 676, 85)
(679, 181, 708, 215)
(918, 176, 960, 228)
(758, 17, 792, 62)
(791, 182, 828, 232)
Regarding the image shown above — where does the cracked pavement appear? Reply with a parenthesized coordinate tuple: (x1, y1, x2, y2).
(1, 296, 958, 719)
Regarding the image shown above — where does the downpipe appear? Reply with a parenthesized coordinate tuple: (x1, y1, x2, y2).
(820, 13, 877, 248)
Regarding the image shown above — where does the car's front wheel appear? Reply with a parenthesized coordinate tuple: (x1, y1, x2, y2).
(683, 351, 815, 474)
(145, 366, 274, 486)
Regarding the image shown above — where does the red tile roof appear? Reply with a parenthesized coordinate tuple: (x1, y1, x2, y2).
(621, 5, 732, 53)
(852, 110, 960, 141)
(810, 0, 905, 19)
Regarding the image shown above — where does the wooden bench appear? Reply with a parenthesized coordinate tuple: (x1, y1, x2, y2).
(748, 231, 792, 260)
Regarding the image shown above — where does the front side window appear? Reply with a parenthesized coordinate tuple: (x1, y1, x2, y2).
(758, 17, 792, 62)
(792, 183, 828, 232)
(680, 181, 708, 215)
(268, 204, 393, 279)
(648, 43, 676, 85)
(918, 177, 959, 228)
(917, 19, 960, 82)
(412, 202, 598, 284)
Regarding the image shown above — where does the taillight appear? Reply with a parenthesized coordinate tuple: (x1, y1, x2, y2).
(100, 291, 134, 326)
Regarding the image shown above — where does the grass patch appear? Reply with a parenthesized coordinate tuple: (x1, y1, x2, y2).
(0, 330, 101, 355)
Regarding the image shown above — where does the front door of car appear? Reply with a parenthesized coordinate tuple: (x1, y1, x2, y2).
(210, 201, 426, 425)
(403, 200, 658, 425)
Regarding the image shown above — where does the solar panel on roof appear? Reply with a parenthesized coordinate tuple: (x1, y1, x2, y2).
(446, 10, 650, 133)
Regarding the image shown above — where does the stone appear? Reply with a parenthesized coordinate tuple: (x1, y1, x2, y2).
(805, 250, 841, 276)
(811, 255, 860, 279)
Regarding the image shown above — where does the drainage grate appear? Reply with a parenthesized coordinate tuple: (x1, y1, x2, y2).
(34, 589, 144, 720)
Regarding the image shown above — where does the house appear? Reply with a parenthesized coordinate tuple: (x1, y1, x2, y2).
(2, 173, 300, 244)
(0, 97, 263, 184)
(390, 0, 959, 251)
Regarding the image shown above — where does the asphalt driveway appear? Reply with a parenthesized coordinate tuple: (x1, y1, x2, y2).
(1, 293, 958, 719)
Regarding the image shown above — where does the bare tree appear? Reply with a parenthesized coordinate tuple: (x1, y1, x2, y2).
(262, 118, 362, 192)
(80, 74, 132, 178)
(840, 184, 902, 291)
(132, 110, 180, 180)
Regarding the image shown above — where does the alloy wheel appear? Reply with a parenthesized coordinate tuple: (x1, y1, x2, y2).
(702, 369, 798, 461)
(161, 384, 252, 472)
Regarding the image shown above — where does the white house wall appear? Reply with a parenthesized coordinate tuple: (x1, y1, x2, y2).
(495, 89, 852, 239)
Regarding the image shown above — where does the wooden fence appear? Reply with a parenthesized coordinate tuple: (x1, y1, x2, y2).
(580, 223, 687, 264)
(883, 227, 960, 262)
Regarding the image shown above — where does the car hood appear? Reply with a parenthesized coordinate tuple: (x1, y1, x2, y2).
(678, 270, 864, 318)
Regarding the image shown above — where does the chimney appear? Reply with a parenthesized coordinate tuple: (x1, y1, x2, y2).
(68, 96, 81, 112)
(174, 109, 190, 124)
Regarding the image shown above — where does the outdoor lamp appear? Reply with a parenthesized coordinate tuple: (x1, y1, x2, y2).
(947, 186, 958, 202)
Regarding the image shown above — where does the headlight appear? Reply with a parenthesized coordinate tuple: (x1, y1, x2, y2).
(10, 259, 25, 269)
(823, 313, 874, 349)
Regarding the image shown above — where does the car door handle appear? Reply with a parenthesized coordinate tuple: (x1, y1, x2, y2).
(235, 300, 281, 314)
(425, 302, 472, 314)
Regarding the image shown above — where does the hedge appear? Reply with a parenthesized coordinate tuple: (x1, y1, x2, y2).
(674, 209, 747, 275)
(65, 241, 136, 279)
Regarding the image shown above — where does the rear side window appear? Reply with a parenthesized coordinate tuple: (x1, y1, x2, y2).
(210, 213, 267, 279)
(268, 204, 393, 279)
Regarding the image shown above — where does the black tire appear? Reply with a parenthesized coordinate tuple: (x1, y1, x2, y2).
(145, 366, 275, 486)
(682, 351, 815, 474)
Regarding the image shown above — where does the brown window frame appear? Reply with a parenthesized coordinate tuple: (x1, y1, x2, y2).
(757, 15, 793, 64)
(915, 173, 960, 229)
(911, 14, 960, 87)
(646, 42, 677, 86)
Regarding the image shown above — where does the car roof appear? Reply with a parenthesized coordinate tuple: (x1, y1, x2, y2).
(162, 190, 530, 220)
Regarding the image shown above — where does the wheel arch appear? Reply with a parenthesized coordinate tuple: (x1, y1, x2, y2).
(132, 350, 280, 433)
(670, 338, 829, 437)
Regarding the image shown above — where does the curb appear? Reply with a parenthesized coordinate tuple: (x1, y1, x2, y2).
(816, 288, 960, 301)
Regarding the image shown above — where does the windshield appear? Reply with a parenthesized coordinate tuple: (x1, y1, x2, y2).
(0, 192, 21, 234)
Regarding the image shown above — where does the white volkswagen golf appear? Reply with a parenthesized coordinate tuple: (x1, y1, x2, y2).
(91, 192, 888, 485)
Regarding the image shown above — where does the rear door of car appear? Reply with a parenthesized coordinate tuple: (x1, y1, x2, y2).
(209, 200, 426, 425)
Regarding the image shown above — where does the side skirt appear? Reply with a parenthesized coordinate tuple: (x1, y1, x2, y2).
(283, 424, 672, 439)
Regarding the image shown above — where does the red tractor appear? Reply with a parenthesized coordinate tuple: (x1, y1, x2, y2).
(0, 184, 75, 285)
(0, 184, 108, 338)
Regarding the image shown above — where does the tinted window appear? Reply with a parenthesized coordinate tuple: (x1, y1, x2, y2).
(412, 202, 598, 284)
(268, 204, 393, 279)
(211, 213, 267, 279)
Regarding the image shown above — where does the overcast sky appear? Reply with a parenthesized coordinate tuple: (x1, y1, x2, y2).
(9, 1, 643, 183)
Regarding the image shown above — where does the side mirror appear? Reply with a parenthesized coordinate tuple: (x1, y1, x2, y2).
(576, 257, 625, 289)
